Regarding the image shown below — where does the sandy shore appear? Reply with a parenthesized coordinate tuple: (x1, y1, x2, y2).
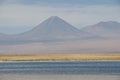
(0, 54, 120, 61)
(0, 74, 120, 80)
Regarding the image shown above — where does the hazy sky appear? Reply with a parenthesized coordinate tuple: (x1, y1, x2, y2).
(0, 0, 120, 34)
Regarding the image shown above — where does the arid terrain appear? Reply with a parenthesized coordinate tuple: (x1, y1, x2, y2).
(0, 54, 120, 61)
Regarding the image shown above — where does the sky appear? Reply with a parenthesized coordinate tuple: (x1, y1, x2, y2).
(0, 0, 120, 34)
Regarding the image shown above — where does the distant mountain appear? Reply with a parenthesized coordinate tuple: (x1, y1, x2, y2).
(0, 33, 8, 38)
(0, 16, 98, 44)
(0, 16, 98, 45)
(0, 33, 4, 37)
(16, 16, 97, 41)
(0, 18, 120, 54)
(81, 21, 120, 38)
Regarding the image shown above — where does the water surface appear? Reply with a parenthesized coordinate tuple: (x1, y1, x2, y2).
(0, 61, 120, 74)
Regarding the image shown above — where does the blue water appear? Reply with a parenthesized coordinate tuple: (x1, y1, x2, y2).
(0, 61, 120, 74)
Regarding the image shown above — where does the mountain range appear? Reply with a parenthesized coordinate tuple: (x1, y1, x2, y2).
(82, 21, 120, 38)
(0, 33, 5, 37)
(0, 16, 120, 45)
(0, 16, 98, 44)
(0, 16, 120, 54)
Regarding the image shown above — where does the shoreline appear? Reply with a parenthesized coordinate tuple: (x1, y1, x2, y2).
(0, 73, 120, 80)
(0, 60, 120, 63)
(0, 54, 120, 62)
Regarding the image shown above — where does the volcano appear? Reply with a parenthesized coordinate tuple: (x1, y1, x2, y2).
(0, 16, 97, 44)
(16, 16, 96, 42)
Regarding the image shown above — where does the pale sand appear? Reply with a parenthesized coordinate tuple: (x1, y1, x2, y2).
(0, 74, 120, 80)
(1, 54, 120, 61)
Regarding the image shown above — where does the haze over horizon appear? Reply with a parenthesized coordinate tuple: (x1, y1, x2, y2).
(0, 16, 120, 54)
(0, 0, 120, 34)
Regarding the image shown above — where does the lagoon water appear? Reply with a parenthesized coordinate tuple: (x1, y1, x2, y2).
(0, 61, 120, 80)
(0, 61, 120, 74)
